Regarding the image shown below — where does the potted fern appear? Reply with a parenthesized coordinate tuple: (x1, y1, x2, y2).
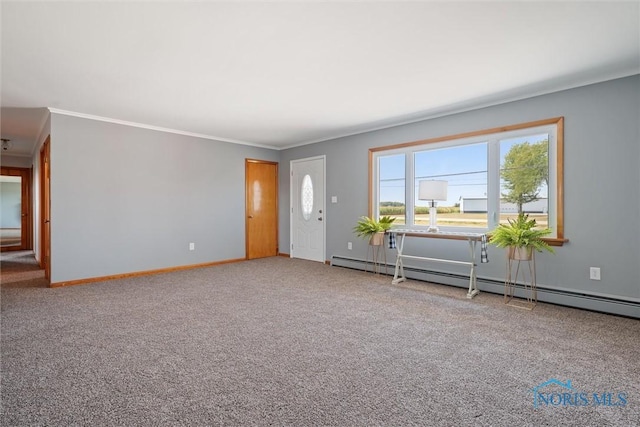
(353, 215, 396, 246)
(489, 213, 554, 260)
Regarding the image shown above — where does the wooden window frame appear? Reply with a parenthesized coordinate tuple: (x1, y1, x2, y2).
(369, 117, 566, 246)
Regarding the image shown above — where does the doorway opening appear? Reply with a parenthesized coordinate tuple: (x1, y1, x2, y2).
(1, 167, 32, 252)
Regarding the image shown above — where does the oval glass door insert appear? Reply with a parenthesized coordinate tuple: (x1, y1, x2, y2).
(301, 174, 313, 220)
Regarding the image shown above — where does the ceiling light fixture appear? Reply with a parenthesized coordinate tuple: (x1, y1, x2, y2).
(1, 139, 12, 151)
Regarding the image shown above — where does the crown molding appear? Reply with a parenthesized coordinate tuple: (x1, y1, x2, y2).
(47, 108, 280, 150)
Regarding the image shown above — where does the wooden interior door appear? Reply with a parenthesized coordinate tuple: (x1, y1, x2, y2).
(245, 159, 278, 259)
(0, 166, 32, 251)
(40, 137, 51, 281)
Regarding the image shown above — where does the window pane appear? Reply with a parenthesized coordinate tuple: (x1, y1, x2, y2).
(499, 134, 549, 228)
(379, 154, 405, 225)
(414, 143, 487, 229)
(301, 174, 313, 221)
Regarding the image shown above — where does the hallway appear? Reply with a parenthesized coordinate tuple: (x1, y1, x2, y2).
(0, 251, 46, 288)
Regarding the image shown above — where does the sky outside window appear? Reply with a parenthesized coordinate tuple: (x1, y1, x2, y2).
(414, 143, 488, 207)
(379, 154, 405, 206)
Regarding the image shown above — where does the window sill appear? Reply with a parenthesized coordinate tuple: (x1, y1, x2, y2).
(545, 238, 568, 247)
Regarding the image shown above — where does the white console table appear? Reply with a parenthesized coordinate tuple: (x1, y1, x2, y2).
(388, 229, 488, 299)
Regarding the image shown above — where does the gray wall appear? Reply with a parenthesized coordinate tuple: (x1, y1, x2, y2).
(50, 114, 278, 283)
(44, 76, 639, 316)
(0, 182, 21, 228)
(279, 75, 640, 312)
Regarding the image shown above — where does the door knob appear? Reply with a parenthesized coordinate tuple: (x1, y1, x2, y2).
(248, 215, 254, 219)
(318, 217, 323, 221)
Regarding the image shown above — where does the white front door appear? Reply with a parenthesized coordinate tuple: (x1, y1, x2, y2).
(291, 156, 325, 263)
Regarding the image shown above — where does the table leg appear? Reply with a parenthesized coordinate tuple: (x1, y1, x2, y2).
(466, 238, 480, 299)
(391, 233, 406, 285)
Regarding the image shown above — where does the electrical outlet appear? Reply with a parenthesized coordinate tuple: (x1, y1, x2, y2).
(347, 241, 352, 250)
(589, 267, 601, 281)
(189, 242, 195, 251)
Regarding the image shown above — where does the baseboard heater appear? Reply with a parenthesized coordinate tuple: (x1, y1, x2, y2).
(331, 255, 640, 319)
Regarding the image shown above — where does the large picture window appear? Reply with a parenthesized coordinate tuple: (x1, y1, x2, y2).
(370, 118, 565, 244)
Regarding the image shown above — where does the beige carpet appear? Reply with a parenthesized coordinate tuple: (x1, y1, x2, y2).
(0, 250, 45, 287)
(1, 256, 639, 426)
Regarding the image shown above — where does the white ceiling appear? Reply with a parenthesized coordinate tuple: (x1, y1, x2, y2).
(1, 1, 639, 156)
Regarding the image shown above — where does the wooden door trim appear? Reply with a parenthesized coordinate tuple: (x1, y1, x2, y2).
(245, 159, 279, 259)
(0, 166, 32, 251)
(39, 136, 51, 281)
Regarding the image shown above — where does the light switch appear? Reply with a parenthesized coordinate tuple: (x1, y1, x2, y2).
(331, 196, 338, 203)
